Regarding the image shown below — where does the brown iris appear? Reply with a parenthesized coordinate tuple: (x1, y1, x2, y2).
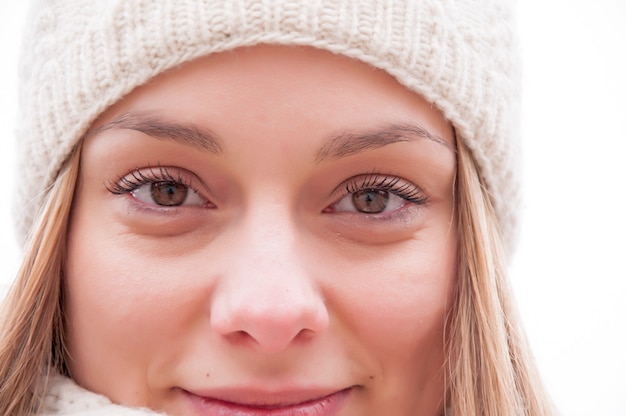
(150, 182, 188, 206)
(352, 189, 389, 213)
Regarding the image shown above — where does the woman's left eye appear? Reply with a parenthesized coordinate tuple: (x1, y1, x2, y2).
(327, 174, 428, 215)
(333, 189, 406, 214)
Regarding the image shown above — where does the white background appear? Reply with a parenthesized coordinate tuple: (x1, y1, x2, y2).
(1, 2, 625, 415)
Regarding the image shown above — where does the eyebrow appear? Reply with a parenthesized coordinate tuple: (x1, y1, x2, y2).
(88, 114, 448, 160)
(314, 123, 452, 163)
(87, 112, 223, 154)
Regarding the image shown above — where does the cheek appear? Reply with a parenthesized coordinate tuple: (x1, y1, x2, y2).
(63, 208, 210, 391)
(66, 231, 204, 337)
(327, 229, 457, 362)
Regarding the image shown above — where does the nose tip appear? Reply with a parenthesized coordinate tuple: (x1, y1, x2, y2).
(210, 284, 329, 353)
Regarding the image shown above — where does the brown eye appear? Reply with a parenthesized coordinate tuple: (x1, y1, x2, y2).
(150, 182, 189, 206)
(129, 180, 206, 207)
(352, 190, 389, 213)
(330, 174, 425, 215)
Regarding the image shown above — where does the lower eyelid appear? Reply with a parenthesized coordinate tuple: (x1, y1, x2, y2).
(329, 203, 424, 227)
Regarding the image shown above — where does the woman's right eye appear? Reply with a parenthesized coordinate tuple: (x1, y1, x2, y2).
(131, 181, 206, 207)
(107, 166, 212, 208)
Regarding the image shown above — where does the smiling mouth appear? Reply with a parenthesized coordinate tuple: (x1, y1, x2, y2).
(184, 387, 352, 416)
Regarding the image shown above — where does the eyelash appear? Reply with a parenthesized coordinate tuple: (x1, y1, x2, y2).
(106, 165, 197, 195)
(340, 173, 429, 205)
(107, 168, 427, 214)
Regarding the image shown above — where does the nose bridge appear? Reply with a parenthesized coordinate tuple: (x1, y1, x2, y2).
(209, 197, 329, 352)
(239, 193, 304, 280)
(247, 199, 297, 268)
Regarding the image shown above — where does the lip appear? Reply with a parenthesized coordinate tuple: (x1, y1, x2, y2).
(183, 387, 352, 416)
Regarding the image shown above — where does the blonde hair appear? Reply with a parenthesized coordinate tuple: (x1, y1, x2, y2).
(0, 143, 80, 416)
(0, 139, 553, 415)
(446, 138, 555, 415)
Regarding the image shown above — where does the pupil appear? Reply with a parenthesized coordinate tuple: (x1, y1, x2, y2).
(151, 182, 188, 206)
(352, 190, 389, 213)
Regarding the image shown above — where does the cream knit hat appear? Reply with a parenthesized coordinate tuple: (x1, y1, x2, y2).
(15, 0, 520, 247)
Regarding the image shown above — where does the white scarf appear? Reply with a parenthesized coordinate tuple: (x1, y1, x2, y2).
(39, 375, 164, 415)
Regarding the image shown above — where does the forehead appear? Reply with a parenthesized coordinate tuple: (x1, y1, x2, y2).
(90, 45, 454, 151)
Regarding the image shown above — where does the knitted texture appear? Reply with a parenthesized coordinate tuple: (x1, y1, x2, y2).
(39, 374, 164, 415)
(15, 0, 520, 247)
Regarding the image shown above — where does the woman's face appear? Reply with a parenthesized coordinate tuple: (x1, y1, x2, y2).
(66, 45, 457, 416)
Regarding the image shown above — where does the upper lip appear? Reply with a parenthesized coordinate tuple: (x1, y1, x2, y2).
(183, 386, 353, 407)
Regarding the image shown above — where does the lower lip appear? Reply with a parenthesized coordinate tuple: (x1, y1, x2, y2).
(184, 388, 351, 416)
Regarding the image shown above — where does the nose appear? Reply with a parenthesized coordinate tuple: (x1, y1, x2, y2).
(209, 211, 329, 353)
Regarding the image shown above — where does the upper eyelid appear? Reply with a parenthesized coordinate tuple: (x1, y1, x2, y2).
(332, 173, 427, 200)
(130, 166, 182, 187)
(106, 166, 209, 195)
(343, 174, 401, 193)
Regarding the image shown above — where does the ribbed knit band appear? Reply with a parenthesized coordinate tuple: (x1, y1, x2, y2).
(15, 0, 520, 248)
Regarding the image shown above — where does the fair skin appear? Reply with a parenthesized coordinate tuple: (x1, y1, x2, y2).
(65, 45, 457, 415)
